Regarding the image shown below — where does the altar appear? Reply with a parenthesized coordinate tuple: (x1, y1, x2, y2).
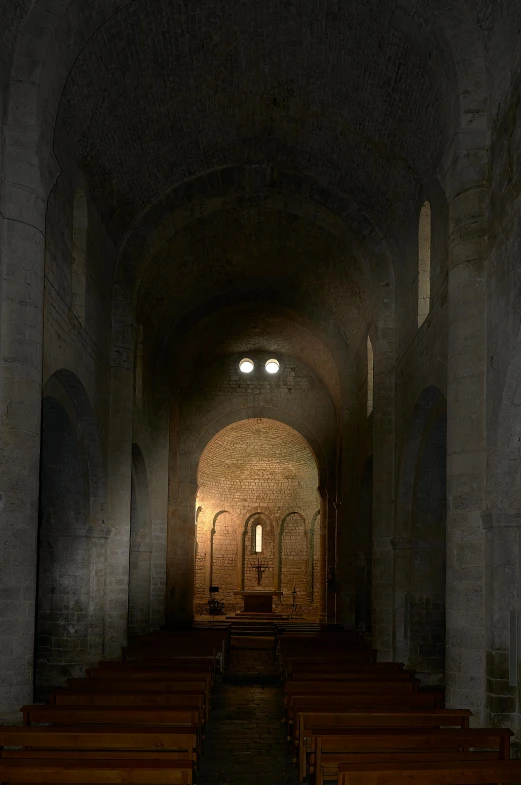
(234, 590, 283, 613)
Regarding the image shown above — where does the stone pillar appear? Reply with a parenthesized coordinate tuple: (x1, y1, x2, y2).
(440, 133, 488, 720)
(371, 341, 395, 660)
(166, 460, 198, 623)
(482, 510, 520, 731)
(0, 129, 59, 712)
(104, 364, 134, 657)
(149, 417, 169, 630)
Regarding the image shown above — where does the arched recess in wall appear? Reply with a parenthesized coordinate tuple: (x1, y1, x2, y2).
(129, 444, 152, 640)
(36, 370, 107, 695)
(72, 189, 88, 326)
(355, 456, 373, 635)
(209, 511, 238, 606)
(243, 512, 275, 592)
(279, 512, 307, 610)
(417, 201, 431, 328)
(395, 387, 447, 686)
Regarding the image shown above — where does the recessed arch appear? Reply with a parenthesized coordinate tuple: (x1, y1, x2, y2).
(36, 369, 107, 694)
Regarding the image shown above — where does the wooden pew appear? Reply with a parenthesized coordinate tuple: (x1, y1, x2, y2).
(57, 681, 210, 716)
(20, 705, 201, 731)
(314, 728, 512, 785)
(285, 677, 418, 707)
(337, 759, 521, 785)
(52, 692, 205, 721)
(86, 668, 212, 696)
(296, 708, 472, 780)
(288, 693, 442, 729)
(0, 726, 199, 764)
(56, 679, 210, 717)
(0, 758, 194, 784)
(286, 663, 407, 679)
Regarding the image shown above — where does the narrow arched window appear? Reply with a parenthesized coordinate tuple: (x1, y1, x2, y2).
(72, 189, 88, 326)
(367, 335, 374, 417)
(255, 523, 263, 553)
(418, 201, 431, 328)
(135, 324, 144, 407)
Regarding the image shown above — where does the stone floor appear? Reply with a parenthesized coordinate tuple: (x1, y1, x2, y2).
(197, 644, 301, 785)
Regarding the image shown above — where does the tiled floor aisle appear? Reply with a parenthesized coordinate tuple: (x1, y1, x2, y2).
(197, 645, 301, 785)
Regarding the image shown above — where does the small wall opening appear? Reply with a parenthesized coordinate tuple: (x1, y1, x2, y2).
(418, 201, 431, 328)
(71, 190, 88, 326)
(367, 336, 374, 417)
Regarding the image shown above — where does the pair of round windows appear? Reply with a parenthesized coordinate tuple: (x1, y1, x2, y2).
(239, 358, 279, 374)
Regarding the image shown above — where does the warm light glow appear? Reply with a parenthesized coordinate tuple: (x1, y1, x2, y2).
(239, 358, 254, 373)
(265, 358, 280, 374)
(255, 523, 263, 553)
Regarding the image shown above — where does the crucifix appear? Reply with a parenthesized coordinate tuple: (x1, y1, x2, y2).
(255, 558, 270, 586)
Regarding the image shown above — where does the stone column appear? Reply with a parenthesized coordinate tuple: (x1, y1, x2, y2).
(0, 129, 59, 712)
(371, 341, 396, 660)
(482, 510, 520, 731)
(149, 416, 169, 630)
(166, 466, 198, 624)
(440, 132, 488, 721)
(104, 363, 134, 657)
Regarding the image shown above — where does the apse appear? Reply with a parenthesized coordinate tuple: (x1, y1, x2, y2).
(194, 418, 321, 618)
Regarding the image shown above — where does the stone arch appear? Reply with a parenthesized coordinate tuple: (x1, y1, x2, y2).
(188, 406, 328, 489)
(395, 386, 447, 686)
(36, 369, 107, 694)
(128, 443, 152, 640)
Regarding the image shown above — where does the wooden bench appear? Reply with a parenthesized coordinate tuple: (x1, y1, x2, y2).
(52, 692, 206, 721)
(314, 728, 512, 785)
(20, 705, 201, 732)
(288, 692, 442, 729)
(63, 679, 209, 713)
(0, 758, 194, 784)
(285, 677, 418, 706)
(86, 668, 212, 696)
(337, 759, 521, 785)
(0, 726, 199, 764)
(297, 708, 472, 780)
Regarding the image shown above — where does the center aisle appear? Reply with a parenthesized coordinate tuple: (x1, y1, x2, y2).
(197, 643, 300, 785)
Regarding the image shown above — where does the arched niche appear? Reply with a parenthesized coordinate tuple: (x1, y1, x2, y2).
(36, 370, 107, 695)
(279, 512, 307, 610)
(243, 513, 275, 592)
(209, 511, 239, 611)
(395, 387, 447, 686)
(128, 444, 152, 640)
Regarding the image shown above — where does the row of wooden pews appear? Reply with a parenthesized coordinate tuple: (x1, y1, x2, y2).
(0, 625, 230, 784)
(278, 628, 521, 785)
